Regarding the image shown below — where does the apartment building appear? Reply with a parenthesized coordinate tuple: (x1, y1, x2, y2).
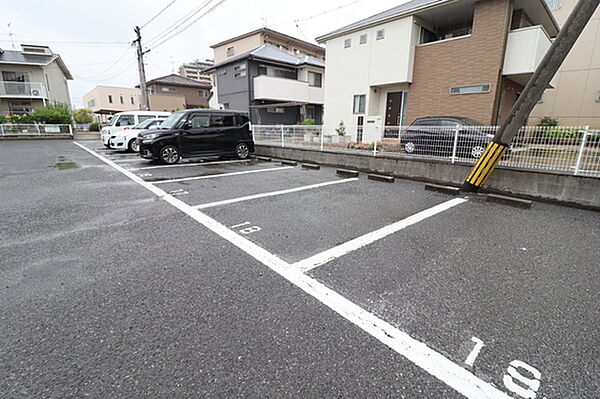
(317, 0, 559, 141)
(178, 60, 213, 84)
(210, 28, 325, 64)
(0, 44, 72, 115)
(82, 86, 141, 122)
(206, 45, 325, 124)
(146, 74, 211, 112)
(530, 0, 600, 127)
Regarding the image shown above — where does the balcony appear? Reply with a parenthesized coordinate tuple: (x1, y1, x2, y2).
(503, 26, 554, 87)
(0, 81, 48, 99)
(253, 75, 324, 104)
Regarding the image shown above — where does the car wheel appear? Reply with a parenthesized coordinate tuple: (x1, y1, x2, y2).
(128, 139, 139, 153)
(471, 145, 485, 159)
(235, 143, 250, 160)
(404, 141, 416, 154)
(159, 145, 180, 164)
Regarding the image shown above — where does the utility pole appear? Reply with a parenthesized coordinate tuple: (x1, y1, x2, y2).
(462, 0, 600, 192)
(134, 26, 150, 111)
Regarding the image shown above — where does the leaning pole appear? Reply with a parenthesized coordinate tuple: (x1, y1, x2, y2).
(462, 0, 600, 192)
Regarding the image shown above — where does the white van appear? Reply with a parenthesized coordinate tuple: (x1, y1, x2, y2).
(101, 111, 171, 149)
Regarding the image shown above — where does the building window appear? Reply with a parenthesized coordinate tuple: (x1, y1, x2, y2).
(120, 96, 124, 104)
(234, 70, 247, 79)
(344, 38, 352, 48)
(8, 101, 34, 114)
(545, 0, 563, 10)
(267, 107, 285, 113)
(131, 97, 135, 105)
(108, 95, 113, 104)
(87, 98, 96, 108)
(162, 87, 177, 92)
(360, 34, 368, 45)
(308, 72, 322, 87)
(353, 94, 366, 114)
(376, 30, 385, 40)
(226, 46, 235, 57)
(450, 84, 491, 95)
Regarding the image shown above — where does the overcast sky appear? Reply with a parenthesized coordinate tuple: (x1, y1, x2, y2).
(1, 0, 409, 108)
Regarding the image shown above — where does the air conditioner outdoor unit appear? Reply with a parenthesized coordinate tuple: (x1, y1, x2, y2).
(31, 89, 40, 96)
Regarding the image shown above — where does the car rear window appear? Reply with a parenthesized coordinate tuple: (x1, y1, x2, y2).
(211, 114, 235, 127)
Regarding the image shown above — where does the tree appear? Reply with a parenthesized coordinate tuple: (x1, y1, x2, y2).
(74, 108, 94, 124)
(32, 104, 72, 124)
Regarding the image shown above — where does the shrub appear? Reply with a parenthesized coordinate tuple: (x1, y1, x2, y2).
(89, 122, 101, 132)
(538, 116, 559, 127)
(73, 108, 94, 124)
(335, 121, 346, 136)
(297, 118, 316, 126)
(32, 104, 72, 124)
(6, 114, 34, 124)
(0, 115, 6, 124)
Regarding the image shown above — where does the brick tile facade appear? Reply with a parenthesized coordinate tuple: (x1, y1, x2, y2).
(405, 0, 514, 125)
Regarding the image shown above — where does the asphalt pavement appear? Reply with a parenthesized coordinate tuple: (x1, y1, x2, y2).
(1, 139, 598, 398)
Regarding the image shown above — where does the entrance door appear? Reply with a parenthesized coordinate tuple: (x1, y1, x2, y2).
(385, 92, 404, 126)
(356, 116, 364, 143)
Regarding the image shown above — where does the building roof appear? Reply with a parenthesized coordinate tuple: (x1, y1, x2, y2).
(146, 74, 212, 89)
(0, 47, 73, 79)
(210, 27, 325, 54)
(205, 44, 325, 72)
(316, 0, 560, 42)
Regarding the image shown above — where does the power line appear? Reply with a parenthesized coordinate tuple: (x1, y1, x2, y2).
(145, 0, 214, 48)
(149, 0, 228, 51)
(141, 0, 178, 29)
(295, 0, 366, 23)
(75, 46, 135, 80)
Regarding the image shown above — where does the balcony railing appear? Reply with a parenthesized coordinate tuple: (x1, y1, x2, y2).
(503, 26, 553, 83)
(253, 75, 324, 104)
(0, 81, 48, 99)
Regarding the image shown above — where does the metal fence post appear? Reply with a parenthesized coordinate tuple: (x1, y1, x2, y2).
(68, 124, 73, 137)
(451, 127, 459, 164)
(36, 123, 41, 135)
(373, 141, 378, 157)
(320, 127, 324, 151)
(281, 125, 285, 148)
(0, 124, 4, 136)
(574, 126, 589, 175)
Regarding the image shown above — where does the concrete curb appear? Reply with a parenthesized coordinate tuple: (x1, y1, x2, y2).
(256, 156, 272, 162)
(425, 184, 461, 195)
(302, 163, 320, 170)
(485, 194, 533, 209)
(368, 174, 395, 183)
(280, 160, 298, 166)
(336, 169, 359, 178)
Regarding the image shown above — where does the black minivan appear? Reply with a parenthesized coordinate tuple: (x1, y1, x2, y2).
(138, 109, 254, 164)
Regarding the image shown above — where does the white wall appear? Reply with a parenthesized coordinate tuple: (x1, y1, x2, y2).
(321, 16, 417, 136)
(503, 26, 552, 76)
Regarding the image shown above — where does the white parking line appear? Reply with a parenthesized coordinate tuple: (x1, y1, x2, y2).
(138, 159, 253, 170)
(73, 141, 511, 399)
(152, 166, 294, 185)
(294, 198, 468, 272)
(194, 178, 358, 209)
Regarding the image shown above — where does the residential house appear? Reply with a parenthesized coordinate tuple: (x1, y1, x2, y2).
(317, 0, 560, 141)
(178, 60, 213, 84)
(0, 44, 72, 115)
(82, 86, 141, 123)
(530, 0, 600, 128)
(210, 28, 325, 64)
(145, 74, 212, 112)
(206, 45, 325, 124)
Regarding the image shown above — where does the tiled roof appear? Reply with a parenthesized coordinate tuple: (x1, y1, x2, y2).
(205, 45, 325, 72)
(0, 49, 73, 79)
(316, 0, 445, 42)
(146, 74, 212, 88)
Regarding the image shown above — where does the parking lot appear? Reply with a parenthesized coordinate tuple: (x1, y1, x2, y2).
(1, 139, 599, 398)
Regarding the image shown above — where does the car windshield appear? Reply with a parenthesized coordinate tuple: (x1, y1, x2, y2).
(158, 112, 186, 130)
(134, 119, 158, 129)
(458, 117, 484, 126)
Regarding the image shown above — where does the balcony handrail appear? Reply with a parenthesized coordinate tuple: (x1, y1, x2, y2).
(0, 81, 47, 97)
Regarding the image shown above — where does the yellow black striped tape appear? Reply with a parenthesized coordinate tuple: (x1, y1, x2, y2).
(465, 142, 507, 187)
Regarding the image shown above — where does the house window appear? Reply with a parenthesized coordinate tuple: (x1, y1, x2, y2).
(308, 72, 322, 88)
(8, 101, 34, 114)
(267, 107, 285, 113)
(87, 98, 96, 108)
(234, 70, 247, 79)
(162, 87, 177, 92)
(360, 34, 368, 45)
(120, 96, 124, 104)
(353, 94, 366, 114)
(344, 38, 352, 48)
(198, 90, 206, 97)
(376, 29, 385, 40)
(226, 46, 235, 57)
(130, 97, 135, 105)
(108, 95, 113, 104)
(450, 84, 491, 95)
(234, 63, 246, 72)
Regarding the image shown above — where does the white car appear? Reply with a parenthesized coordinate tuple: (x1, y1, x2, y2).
(101, 111, 171, 150)
(109, 118, 167, 152)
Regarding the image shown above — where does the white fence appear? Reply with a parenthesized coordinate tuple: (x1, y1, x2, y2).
(252, 125, 600, 177)
(0, 124, 73, 136)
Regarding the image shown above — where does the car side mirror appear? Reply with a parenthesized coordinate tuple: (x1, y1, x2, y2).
(182, 122, 192, 130)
